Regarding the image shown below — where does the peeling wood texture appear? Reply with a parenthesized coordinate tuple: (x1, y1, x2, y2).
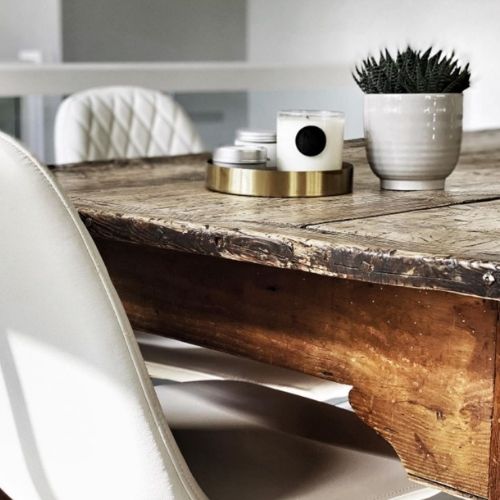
(53, 130, 500, 299)
(96, 239, 497, 499)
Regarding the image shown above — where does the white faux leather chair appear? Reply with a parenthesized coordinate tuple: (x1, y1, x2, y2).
(54, 86, 204, 164)
(54, 85, 352, 407)
(0, 132, 442, 500)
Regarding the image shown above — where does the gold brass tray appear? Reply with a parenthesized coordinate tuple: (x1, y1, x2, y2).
(206, 162, 353, 198)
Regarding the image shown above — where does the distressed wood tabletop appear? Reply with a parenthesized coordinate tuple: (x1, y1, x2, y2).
(53, 129, 500, 300)
(52, 130, 500, 499)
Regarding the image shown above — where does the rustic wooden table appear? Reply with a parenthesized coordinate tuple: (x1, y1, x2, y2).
(54, 130, 500, 499)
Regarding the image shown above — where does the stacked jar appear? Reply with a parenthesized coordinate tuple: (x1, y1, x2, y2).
(235, 129, 277, 168)
(212, 145, 267, 169)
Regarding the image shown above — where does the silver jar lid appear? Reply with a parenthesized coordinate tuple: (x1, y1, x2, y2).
(235, 129, 276, 144)
(213, 145, 267, 165)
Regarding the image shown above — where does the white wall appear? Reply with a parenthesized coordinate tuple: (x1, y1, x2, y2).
(247, 0, 500, 136)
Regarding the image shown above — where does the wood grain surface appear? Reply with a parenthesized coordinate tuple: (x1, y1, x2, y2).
(489, 315, 500, 499)
(96, 238, 499, 498)
(47, 131, 500, 498)
(53, 130, 500, 299)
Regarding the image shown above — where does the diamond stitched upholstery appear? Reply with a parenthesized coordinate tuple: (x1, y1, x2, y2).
(54, 86, 204, 164)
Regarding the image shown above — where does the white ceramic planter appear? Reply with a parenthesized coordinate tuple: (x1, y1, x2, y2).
(364, 94, 463, 190)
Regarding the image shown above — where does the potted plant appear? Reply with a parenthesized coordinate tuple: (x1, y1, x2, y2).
(353, 47, 470, 190)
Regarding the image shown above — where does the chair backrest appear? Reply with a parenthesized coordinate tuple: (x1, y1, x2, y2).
(0, 131, 206, 500)
(54, 86, 204, 164)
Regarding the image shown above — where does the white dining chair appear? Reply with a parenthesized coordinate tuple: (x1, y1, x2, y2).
(54, 85, 352, 407)
(54, 86, 204, 164)
(0, 131, 442, 500)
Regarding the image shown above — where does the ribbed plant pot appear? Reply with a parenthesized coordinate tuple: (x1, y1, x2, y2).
(364, 94, 463, 190)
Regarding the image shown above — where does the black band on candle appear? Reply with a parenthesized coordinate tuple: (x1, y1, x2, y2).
(295, 126, 327, 157)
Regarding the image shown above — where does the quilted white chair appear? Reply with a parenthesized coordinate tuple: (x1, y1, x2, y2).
(54, 85, 352, 406)
(0, 132, 442, 500)
(54, 86, 204, 164)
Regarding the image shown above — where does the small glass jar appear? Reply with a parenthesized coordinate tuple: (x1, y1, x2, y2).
(212, 145, 268, 169)
(235, 129, 277, 168)
(276, 110, 345, 171)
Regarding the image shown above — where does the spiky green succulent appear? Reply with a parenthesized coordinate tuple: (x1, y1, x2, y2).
(353, 47, 470, 94)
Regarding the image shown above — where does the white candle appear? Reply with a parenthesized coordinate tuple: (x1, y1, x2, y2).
(277, 110, 345, 171)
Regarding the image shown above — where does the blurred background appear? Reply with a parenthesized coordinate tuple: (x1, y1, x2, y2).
(1, 0, 499, 162)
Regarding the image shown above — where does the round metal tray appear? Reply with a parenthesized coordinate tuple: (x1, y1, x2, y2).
(206, 162, 353, 198)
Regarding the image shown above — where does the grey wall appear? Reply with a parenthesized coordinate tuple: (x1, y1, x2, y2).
(0, 98, 19, 136)
(62, 0, 245, 62)
(62, 0, 248, 148)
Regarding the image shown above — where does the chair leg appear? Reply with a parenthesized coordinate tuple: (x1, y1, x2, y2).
(0, 488, 12, 500)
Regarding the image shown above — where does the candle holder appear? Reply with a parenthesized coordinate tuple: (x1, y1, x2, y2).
(206, 161, 353, 198)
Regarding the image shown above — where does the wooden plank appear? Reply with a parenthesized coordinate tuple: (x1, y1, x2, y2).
(63, 177, 500, 226)
(311, 199, 500, 260)
(69, 203, 500, 299)
(489, 302, 500, 498)
(53, 134, 500, 228)
(52, 130, 500, 299)
(96, 238, 498, 498)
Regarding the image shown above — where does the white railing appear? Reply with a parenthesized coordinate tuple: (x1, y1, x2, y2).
(0, 62, 351, 96)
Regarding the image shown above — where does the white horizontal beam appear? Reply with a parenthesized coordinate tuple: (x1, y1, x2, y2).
(0, 62, 352, 97)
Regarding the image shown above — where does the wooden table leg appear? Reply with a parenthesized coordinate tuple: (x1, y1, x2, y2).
(97, 239, 499, 499)
(489, 321, 500, 499)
